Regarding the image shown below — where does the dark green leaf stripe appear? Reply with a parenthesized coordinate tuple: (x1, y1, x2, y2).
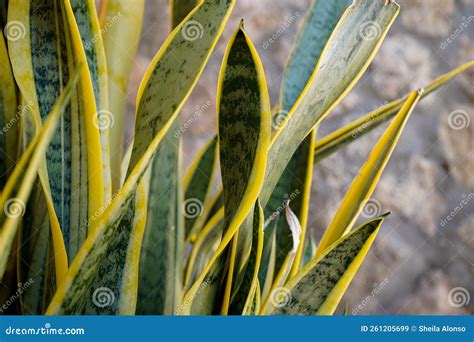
(183, 136, 218, 240)
(280, 0, 352, 111)
(47, 0, 235, 315)
(229, 200, 263, 314)
(270, 216, 386, 315)
(68, 0, 111, 199)
(27, 0, 89, 261)
(170, 0, 200, 29)
(127, 0, 235, 174)
(137, 119, 184, 315)
(20, 184, 53, 314)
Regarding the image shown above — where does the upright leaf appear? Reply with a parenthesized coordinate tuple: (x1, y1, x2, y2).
(46, 0, 235, 314)
(179, 23, 271, 315)
(170, 0, 200, 28)
(183, 136, 218, 241)
(269, 215, 387, 315)
(102, 0, 145, 191)
(67, 0, 112, 200)
(0, 71, 79, 279)
(0, 34, 18, 188)
(229, 200, 264, 315)
(315, 90, 421, 257)
(260, 0, 399, 206)
(8, 0, 106, 263)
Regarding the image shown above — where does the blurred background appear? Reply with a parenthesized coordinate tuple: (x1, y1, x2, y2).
(116, 0, 473, 315)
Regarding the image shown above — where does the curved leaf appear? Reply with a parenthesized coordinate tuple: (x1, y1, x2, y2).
(315, 90, 421, 257)
(269, 215, 387, 315)
(102, 0, 145, 191)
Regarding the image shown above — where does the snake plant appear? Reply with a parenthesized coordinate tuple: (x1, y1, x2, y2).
(0, 0, 471, 316)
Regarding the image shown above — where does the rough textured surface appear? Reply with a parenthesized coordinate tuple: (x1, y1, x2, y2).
(125, 0, 473, 314)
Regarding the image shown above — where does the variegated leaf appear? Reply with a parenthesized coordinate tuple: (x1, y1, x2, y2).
(0, 70, 79, 280)
(179, 23, 271, 315)
(269, 215, 386, 315)
(315, 90, 421, 257)
(102, 0, 145, 191)
(45, 0, 235, 314)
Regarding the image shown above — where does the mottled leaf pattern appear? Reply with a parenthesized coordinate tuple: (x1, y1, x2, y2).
(0, 70, 79, 279)
(127, 0, 236, 173)
(229, 200, 264, 314)
(179, 24, 270, 315)
(270, 216, 386, 315)
(183, 136, 218, 240)
(260, 0, 399, 207)
(170, 0, 200, 28)
(68, 0, 112, 200)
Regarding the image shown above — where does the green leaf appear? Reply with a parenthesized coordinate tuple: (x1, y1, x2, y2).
(183, 136, 218, 241)
(127, 0, 236, 174)
(68, 0, 112, 200)
(260, 0, 399, 207)
(179, 23, 271, 315)
(46, 0, 235, 314)
(280, 0, 352, 111)
(0, 34, 19, 188)
(270, 0, 351, 279)
(269, 215, 387, 315)
(136, 120, 184, 316)
(170, 0, 200, 28)
(229, 200, 264, 314)
(313, 61, 474, 164)
(19, 181, 54, 314)
(8, 0, 107, 265)
(258, 219, 277, 301)
(0, 69, 79, 280)
(102, 0, 145, 191)
(315, 90, 421, 257)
